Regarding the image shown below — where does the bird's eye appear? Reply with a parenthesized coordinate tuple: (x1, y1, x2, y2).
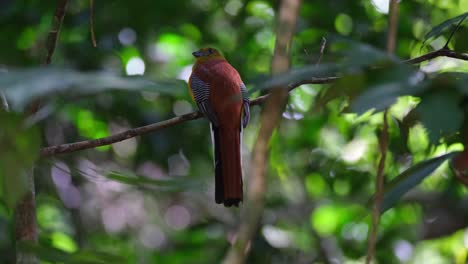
(208, 48, 213, 54)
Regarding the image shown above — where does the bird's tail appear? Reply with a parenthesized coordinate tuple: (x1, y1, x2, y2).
(212, 126, 243, 207)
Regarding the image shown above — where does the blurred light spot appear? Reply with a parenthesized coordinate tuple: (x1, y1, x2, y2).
(341, 222, 368, 241)
(168, 150, 190, 176)
(312, 205, 340, 235)
(178, 65, 193, 82)
(247, 1, 274, 19)
(59, 185, 82, 209)
(139, 225, 166, 249)
(164, 205, 191, 230)
(51, 162, 71, 189)
(333, 180, 350, 196)
(191, 0, 211, 10)
(51, 232, 77, 253)
(341, 139, 367, 163)
(421, 57, 466, 73)
(305, 173, 326, 197)
(118, 27, 137, 46)
(408, 71, 424, 85)
(283, 111, 304, 120)
(464, 229, 468, 248)
(141, 91, 160, 102)
(335, 13, 353, 35)
(224, 0, 243, 16)
(173, 100, 193, 116)
(245, 16, 265, 27)
(109, 121, 138, 158)
(126, 57, 145, 75)
(137, 162, 166, 179)
(150, 33, 193, 63)
(393, 240, 413, 261)
(37, 204, 69, 232)
(119, 192, 145, 228)
(255, 29, 273, 45)
(102, 205, 126, 233)
(262, 225, 292, 248)
(371, 0, 389, 14)
(320, 127, 345, 157)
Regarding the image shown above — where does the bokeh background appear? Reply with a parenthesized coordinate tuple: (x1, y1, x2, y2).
(1, 0, 468, 263)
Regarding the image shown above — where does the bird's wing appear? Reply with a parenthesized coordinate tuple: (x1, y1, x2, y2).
(189, 74, 219, 126)
(240, 82, 250, 128)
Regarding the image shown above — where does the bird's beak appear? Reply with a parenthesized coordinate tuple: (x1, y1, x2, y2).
(192, 51, 204, 57)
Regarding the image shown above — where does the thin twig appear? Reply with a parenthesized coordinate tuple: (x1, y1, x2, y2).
(366, 110, 389, 264)
(44, 0, 68, 65)
(316, 37, 327, 66)
(366, 1, 398, 263)
(89, 0, 97, 47)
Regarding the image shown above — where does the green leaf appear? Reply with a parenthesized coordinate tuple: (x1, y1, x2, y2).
(0, 112, 40, 210)
(423, 12, 468, 44)
(379, 152, 458, 213)
(415, 90, 463, 143)
(0, 68, 185, 111)
(349, 65, 429, 114)
(106, 171, 203, 192)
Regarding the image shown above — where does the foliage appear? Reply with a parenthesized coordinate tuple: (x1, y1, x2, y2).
(1, 0, 468, 263)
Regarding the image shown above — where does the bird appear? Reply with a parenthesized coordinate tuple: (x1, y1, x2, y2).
(188, 47, 250, 207)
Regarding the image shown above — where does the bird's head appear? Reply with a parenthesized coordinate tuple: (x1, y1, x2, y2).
(192, 47, 225, 63)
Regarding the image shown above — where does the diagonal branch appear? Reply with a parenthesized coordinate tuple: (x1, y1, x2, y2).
(44, 0, 68, 65)
(223, 0, 301, 263)
(405, 47, 468, 64)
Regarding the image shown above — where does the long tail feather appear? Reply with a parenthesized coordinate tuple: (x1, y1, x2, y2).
(212, 126, 242, 207)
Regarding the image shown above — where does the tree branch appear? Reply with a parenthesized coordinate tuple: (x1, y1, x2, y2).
(223, 0, 301, 263)
(405, 47, 468, 64)
(44, 0, 68, 65)
(38, 48, 468, 157)
(16, 1, 68, 263)
(40, 77, 334, 157)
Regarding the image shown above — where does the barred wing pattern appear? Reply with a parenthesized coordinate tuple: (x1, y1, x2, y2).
(190, 74, 219, 126)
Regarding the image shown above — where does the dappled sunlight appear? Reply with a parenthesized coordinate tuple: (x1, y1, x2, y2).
(139, 224, 166, 249)
(341, 222, 368, 242)
(262, 225, 292, 248)
(125, 57, 145, 75)
(341, 138, 368, 163)
(118, 27, 137, 46)
(164, 204, 191, 230)
(2, 0, 468, 263)
(371, 0, 389, 14)
(393, 240, 414, 262)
